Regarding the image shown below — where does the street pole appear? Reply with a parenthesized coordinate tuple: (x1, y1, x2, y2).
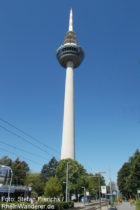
(98, 175, 101, 210)
(109, 168, 113, 206)
(94, 171, 106, 210)
(66, 162, 69, 202)
(81, 187, 86, 207)
(84, 187, 85, 206)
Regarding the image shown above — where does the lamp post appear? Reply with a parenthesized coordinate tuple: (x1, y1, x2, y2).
(81, 186, 86, 206)
(63, 162, 69, 202)
(94, 172, 106, 210)
(98, 175, 102, 210)
(66, 162, 69, 202)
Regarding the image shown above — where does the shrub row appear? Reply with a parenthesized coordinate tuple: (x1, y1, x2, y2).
(0, 201, 74, 210)
(136, 199, 140, 210)
(39, 201, 74, 209)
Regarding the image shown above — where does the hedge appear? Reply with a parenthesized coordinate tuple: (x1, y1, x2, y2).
(39, 201, 74, 209)
(0, 201, 74, 210)
(136, 199, 140, 210)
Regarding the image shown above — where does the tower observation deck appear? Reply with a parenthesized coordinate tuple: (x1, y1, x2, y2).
(56, 9, 85, 160)
(56, 9, 84, 69)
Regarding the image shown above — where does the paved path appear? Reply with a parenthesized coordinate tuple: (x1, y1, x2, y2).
(117, 202, 135, 210)
(74, 202, 136, 210)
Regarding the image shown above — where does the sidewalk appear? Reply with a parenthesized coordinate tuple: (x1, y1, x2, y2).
(74, 202, 108, 209)
(117, 202, 135, 210)
(95, 202, 135, 210)
(96, 206, 108, 210)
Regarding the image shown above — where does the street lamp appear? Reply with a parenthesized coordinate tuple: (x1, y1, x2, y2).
(81, 186, 86, 206)
(65, 162, 69, 202)
(64, 163, 80, 202)
(94, 171, 106, 210)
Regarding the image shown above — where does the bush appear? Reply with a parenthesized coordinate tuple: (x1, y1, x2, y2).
(38, 201, 74, 209)
(136, 199, 140, 210)
(44, 177, 62, 198)
(0, 201, 74, 210)
(53, 201, 74, 209)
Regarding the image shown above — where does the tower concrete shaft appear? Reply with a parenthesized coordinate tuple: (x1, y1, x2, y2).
(61, 61, 75, 159)
(56, 9, 84, 160)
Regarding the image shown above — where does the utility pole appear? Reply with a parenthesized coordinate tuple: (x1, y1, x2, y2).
(66, 162, 69, 202)
(87, 172, 106, 210)
(95, 172, 106, 210)
(109, 168, 113, 207)
(81, 186, 86, 207)
(98, 175, 101, 210)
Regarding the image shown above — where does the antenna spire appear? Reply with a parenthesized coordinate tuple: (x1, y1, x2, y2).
(69, 8, 73, 31)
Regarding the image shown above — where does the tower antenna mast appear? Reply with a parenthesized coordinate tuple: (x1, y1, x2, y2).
(69, 8, 73, 32)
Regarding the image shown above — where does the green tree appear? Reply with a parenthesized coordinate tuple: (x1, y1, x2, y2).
(117, 149, 140, 198)
(44, 177, 62, 197)
(25, 173, 44, 196)
(0, 156, 30, 186)
(12, 158, 29, 185)
(0, 156, 12, 166)
(40, 157, 58, 183)
(128, 151, 140, 196)
(87, 173, 105, 197)
(117, 162, 131, 198)
(55, 159, 88, 199)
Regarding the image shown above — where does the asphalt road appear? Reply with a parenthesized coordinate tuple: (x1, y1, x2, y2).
(117, 202, 135, 210)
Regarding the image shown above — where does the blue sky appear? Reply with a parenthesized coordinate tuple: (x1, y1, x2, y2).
(0, 0, 140, 183)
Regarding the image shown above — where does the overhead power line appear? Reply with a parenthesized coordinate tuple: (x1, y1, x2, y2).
(0, 119, 98, 178)
(0, 140, 49, 161)
(0, 147, 41, 166)
(0, 118, 82, 163)
(0, 124, 55, 157)
(0, 117, 59, 154)
(0, 118, 81, 160)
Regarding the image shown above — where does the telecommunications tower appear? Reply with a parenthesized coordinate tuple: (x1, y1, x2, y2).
(56, 9, 84, 160)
